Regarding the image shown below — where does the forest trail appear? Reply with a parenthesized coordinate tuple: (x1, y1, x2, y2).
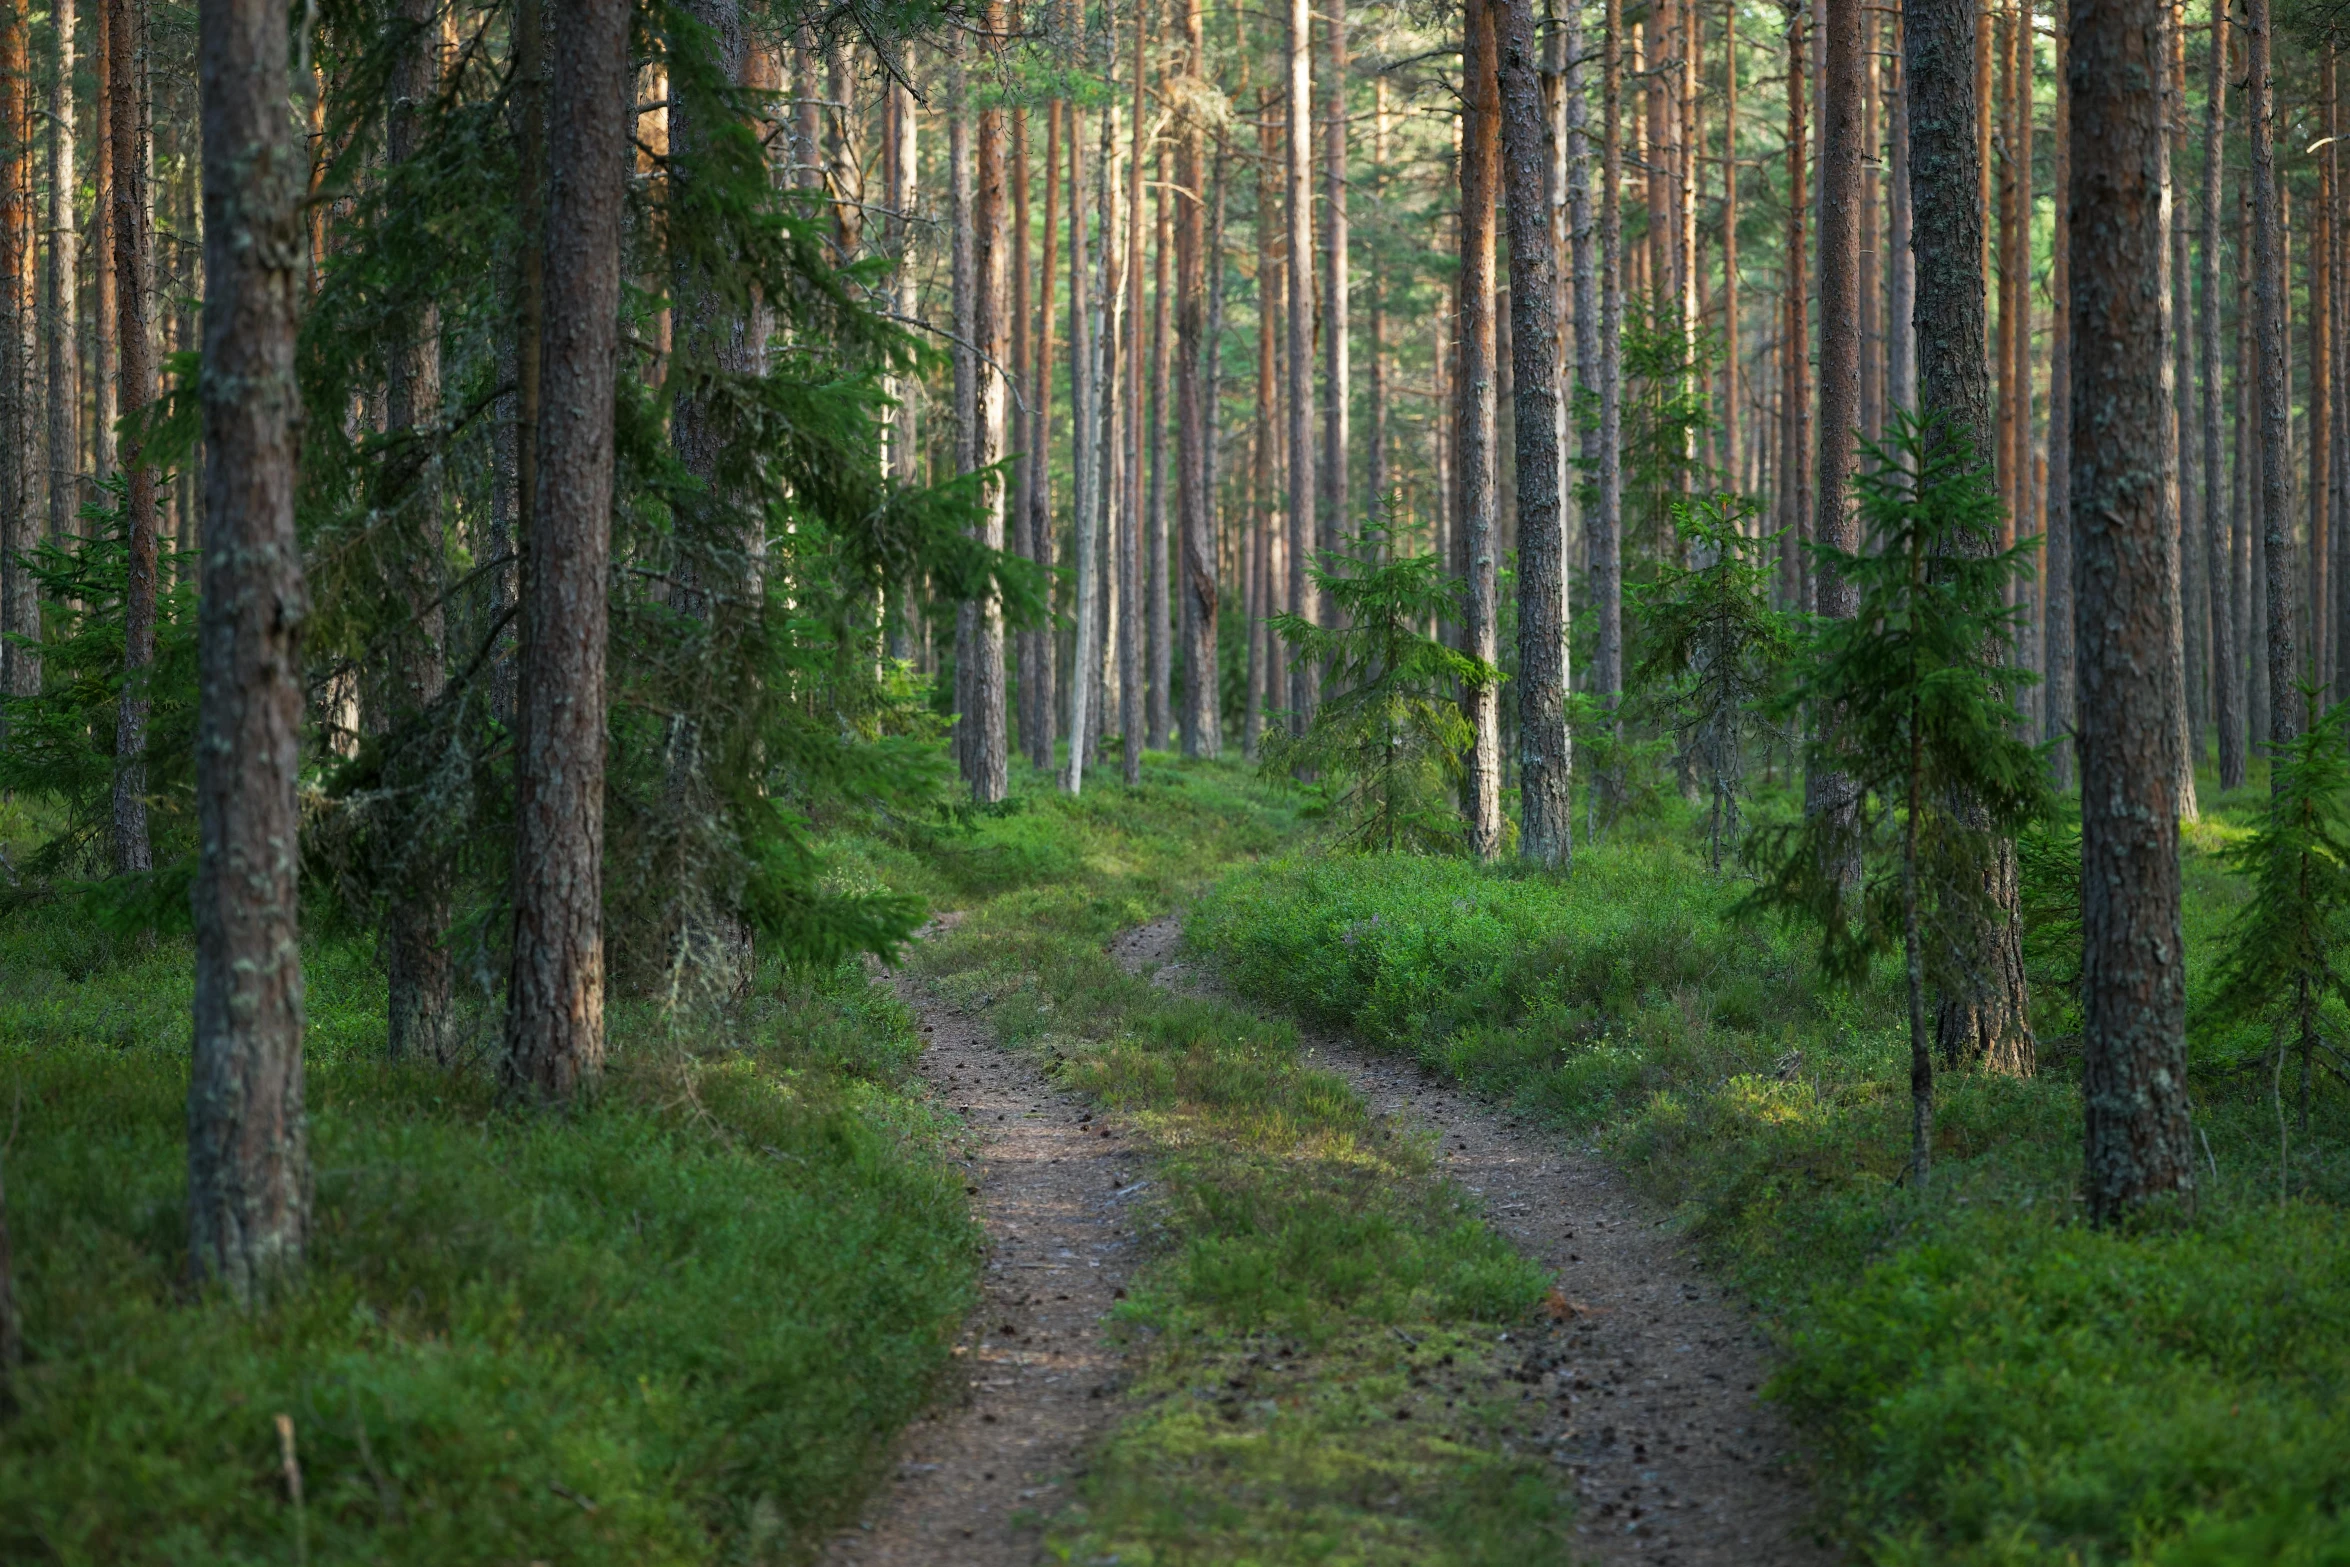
(819, 917, 1140, 1567)
(1113, 914, 1837, 1567)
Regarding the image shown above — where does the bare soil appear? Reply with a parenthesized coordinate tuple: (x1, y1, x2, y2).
(1111, 914, 1836, 1567)
(818, 934, 1141, 1567)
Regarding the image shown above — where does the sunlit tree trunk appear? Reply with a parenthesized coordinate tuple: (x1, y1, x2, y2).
(2164, 1, 2198, 819)
(1029, 100, 1061, 770)
(1062, 102, 1099, 794)
(1322, 0, 1349, 566)
(1118, 16, 1145, 786)
(2046, 9, 2076, 788)
(1596, 0, 1624, 717)
(1460, 0, 1503, 857)
(1176, 6, 1216, 760)
(1285, 0, 1316, 725)
(1147, 154, 1171, 753)
(970, 7, 1010, 803)
(44, 0, 74, 547)
(1780, 1, 1809, 613)
(1717, 0, 1737, 482)
(504, 0, 627, 1103)
(2071, 0, 2196, 1224)
(0, 0, 32, 700)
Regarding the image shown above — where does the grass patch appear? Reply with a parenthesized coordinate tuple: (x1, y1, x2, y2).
(1188, 782, 2350, 1563)
(0, 899, 978, 1564)
(881, 760, 1580, 1564)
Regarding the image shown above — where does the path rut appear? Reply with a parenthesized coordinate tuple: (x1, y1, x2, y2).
(1113, 915, 1835, 1567)
(819, 934, 1139, 1567)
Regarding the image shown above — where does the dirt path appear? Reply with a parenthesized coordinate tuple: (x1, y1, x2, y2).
(1112, 915, 1835, 1567)
(819, 933, 1139, 1567)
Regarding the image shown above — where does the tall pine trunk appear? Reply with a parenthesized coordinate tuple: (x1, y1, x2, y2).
(107, 0, 157, 876)
(382, 0, 452, 1061)
(1285, 0, 1316, 724)
(1498, 0, 1571, 865)
(1459, 0, 1503, 857)
(0, 0, 32, 700)
(44, 0, 74, 547)
(2071, 0, 2196, 1223)
(1146, 156, 1171, 752)
(1062, 102, 1099, 794)
(2250, 0, 2297, 756)
(188, 0, 309, 1302)
(2204, 0, 2240, 789)
(969, 16, 1010, 803)
(504, 0, 627, 1102)
(1029, 100, 1060, 769)
(2046, 8, 2076, 787)
(1176, 0, 1216, 757)
(1908, 0, 2035, 1075)
(2164, 5, 2199, 818)
(1322, 0, 1349, 566)
(1119, 18, 1145, 787)
(1595, 0, 1624, 719)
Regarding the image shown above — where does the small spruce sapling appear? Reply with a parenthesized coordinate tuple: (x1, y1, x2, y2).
(1627, 493, 1794, 869)
(1264, 519, 1505, 854)
(1746, 414, 2048, 1189)
(2202, 685, 2350, 1146)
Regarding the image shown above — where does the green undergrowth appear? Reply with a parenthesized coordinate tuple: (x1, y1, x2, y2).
(863, 759, 1580, 1564)
(0, 894, 979, 1564)
(1188, 780, 2350, 1564)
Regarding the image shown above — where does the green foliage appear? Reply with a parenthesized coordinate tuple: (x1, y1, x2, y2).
(1746, 414, 2048, 989)
(1628, 493, 1794, 868)
(0, 905, 979, 1564)
(0, 520, 199, 900)
(1263, 522, 1502, 854)
(1190, 813, 2350, 1565)
(2201, 690, 2350, 1131)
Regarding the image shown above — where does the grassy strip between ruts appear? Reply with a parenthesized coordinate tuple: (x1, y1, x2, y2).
(829, 758, 1583, 1565)
(0, 835, 980, 1564)
(1187, 784, 2350, 1566)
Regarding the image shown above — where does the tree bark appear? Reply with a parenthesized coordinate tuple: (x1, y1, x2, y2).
(1910, 0, 2034, 1074)
(1781, 1, 1809, 613)
(1460, 0, 1503, 857)
(2250, 0, 2297, 756)
(1285, 0, 1316, 725)
(1011, 104, 1033, 753)
(2176, 10, 2208, 769)
(188, 0, 309, 1302)
(1030, 99, 1060, 770)
(1816, 0, 1861, 601)
(2313, 51, 2335, 702)
(107, 0, 156, 875)
(1323, 0, 1349, 568)
(1246, 87, 1278, 759)
(1718, 0, 1738, 480)
(1889, 5, 1916, 415)
(1568, 0, 1598, 576)
(2046, 7, 2076, 788)
(44, 0, 74, 547)
(1119, 15, 1145, 787)
(1498, 0, 1571, 865)
(1176, 0, 1215, 759)
(1596, 0, 1624, 712)
(1062, 103, 1099, 794)
(970, 16, 1010, 803)
(1147, 152, 1172, 753)
(2203, 0, 2238, 787)
(2071, 0, 2197, 1222)
(0, 0, 32, 700)
(883, 66, 918, 663)
(504, 0, 627, 1103)
(92, 0, 113, 485)
(2162, 0, 2198, 819)
(382, 0, 452, 1061)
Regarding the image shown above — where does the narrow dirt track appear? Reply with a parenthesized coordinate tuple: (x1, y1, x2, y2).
(819, 932, 1140, 1567)
(1112, 915, 1836, 1567)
